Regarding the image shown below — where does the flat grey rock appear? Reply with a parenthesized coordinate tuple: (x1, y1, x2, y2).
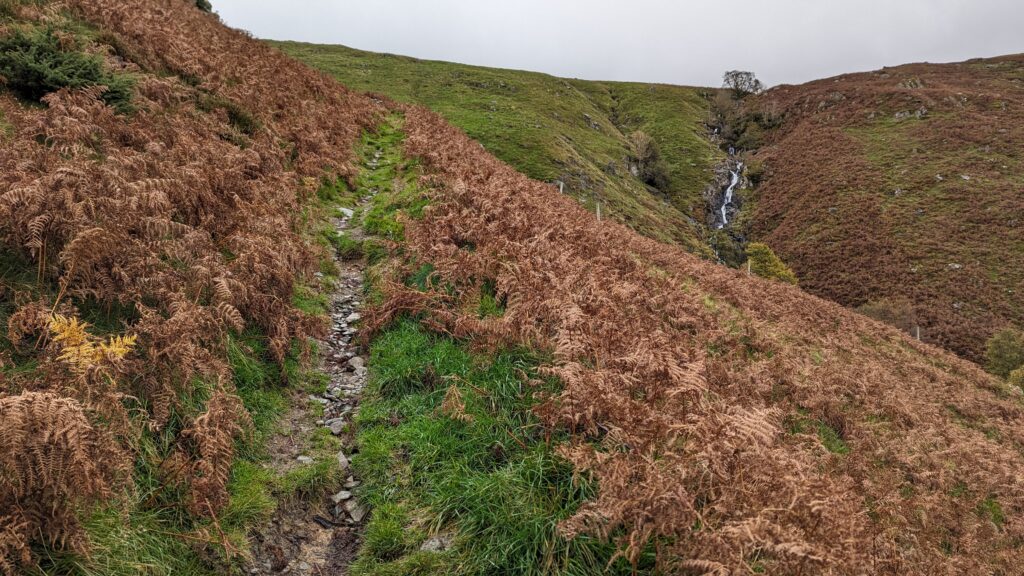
(345, 499, 368, 523)
(327, 419, 345, 435)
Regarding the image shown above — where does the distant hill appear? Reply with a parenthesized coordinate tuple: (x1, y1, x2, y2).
(750, 56, 1024, 360)
(270, 41, 724, 253)
(276, 42, 1024, 363)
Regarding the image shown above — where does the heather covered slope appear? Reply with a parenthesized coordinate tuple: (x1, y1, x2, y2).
(271, 41, 724, 253)
(750, 55, 1024, 361)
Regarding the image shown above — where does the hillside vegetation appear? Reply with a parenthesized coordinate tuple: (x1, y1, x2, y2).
(346, 97, 1024, 575)
(749, 56, 1024, 361)
(273, 42, 1024, 366)
(271, 41, 723, 253)
(2, 2, 1023, 575)
(0, 0, 379, 572)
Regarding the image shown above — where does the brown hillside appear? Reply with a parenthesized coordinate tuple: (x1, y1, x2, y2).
(0, 0, 379, 568)
(369, 104, 1024, 574)
(751, 56, 1024, 361)
(1, 1, 1022, 574)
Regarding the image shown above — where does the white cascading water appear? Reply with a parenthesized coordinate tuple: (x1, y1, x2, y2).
(716, 162, 743, 229)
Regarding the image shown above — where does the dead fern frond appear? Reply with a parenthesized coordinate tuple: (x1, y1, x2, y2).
(440, 384, 473, 423)
(170, 386, 250, 517)
(6, 301, 50, 350)
(0, 392, 129, 569)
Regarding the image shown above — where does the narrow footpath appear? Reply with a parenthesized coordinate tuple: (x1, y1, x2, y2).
(245, 144, 387, 575)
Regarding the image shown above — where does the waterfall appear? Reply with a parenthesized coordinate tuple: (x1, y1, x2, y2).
(716, 162, 743, 229)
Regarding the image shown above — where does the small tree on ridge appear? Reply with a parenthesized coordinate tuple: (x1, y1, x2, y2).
(723, 70, 764, 99)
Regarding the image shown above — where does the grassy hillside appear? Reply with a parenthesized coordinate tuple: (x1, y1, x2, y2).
(749, 55, 1024, 361)
(270, 41, 724, 253)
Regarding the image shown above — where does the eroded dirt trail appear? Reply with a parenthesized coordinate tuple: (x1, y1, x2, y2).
(245, 147, 385, 575)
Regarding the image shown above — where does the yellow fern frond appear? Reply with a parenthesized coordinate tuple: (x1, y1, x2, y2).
(49, 314, 137, 373)
(57, 342, 99, 374)
(99, 335, 138, 360)
(49, 314, 91, 348)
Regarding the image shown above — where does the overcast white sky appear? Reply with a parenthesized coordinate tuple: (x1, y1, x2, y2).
(214, 0, 1022, 87)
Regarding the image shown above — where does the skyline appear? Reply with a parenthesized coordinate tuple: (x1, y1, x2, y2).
(213, 0, 1023, 87)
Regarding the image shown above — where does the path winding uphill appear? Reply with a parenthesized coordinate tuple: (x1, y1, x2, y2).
(246, 148, 386, 575)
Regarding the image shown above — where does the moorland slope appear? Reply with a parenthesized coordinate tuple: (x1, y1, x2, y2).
(750, 56, 1024, 360)
(0, 2, 1022, 575)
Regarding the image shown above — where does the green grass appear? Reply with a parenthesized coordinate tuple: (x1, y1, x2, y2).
(275, 427, 346, 498)
(328, 230, 364, 260)
(477, 280, 505, 319)
(357, 118, 428, 240)
(978, 495, 1005, 529)
(292, 283, 331, 316)
(0, 108, 12, 139)
(269, 41, 723, 254)
(350, 318, 642, 576)
(785, 409, 850, 455)
(33, 508, 213, 576)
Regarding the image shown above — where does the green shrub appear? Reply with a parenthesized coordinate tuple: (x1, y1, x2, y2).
(627, 130, 670, 190)
(985, 328, 1024, 379)
(745, 242, 797, 284)
(0, 26, 134, 113)
(735, 122, 765, 150)
(745, 158, 767, 186)
(196, 0, 213, 12)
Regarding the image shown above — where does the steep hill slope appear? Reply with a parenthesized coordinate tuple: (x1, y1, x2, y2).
(0, 1, 380, 573)
(749, 55, 1024, 361)
(271, 41, 724, 253)
(366, 102, 1024, 574)
(1, 3, 1023, 575)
